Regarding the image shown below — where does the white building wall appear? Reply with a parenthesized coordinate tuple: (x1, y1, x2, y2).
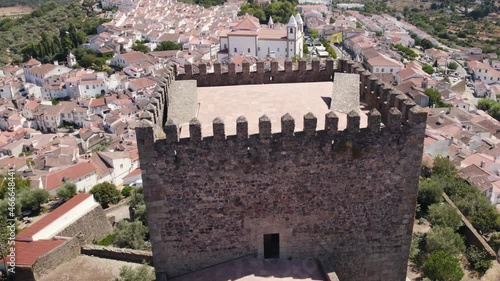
(258, 40, 288, 58)
(78, 83, 107, 99)
(228, 36, 257, 56)
(370, 65, 401, 74)
(73, 172, 98, 192)
(29, 196, 98, 241)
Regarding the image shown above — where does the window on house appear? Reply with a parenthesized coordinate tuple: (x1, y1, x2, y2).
(86, 85, 89, 90)
(381, 68, 385, 72)
(390, 69, 394, 73)
(277, 48, 280, 51)
(290, 28, 293, 33)
(224, 44, 227, 49)
(234, 47, 237, 52)
(120, 164, 123, 169)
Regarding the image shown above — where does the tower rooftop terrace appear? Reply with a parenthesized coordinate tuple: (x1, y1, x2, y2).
(178, 82, 367, 138)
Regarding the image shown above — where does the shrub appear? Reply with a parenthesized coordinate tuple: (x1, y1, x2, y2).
(466, 245, 492, 276)
(56, 181, 77, 202)
(427, 203, 462, 230)
(432, 156, 456, 177)
(113, 221, 149, 250)
(19, 188, 49, 214)
(96, 233, 115, 246)
(90, 182, 121, 209)
(418, 178, 443, 215)
(114, 263, 155, 281)
(422, 251, 464, 281)
(121, 186, 133, 198)
(422, 64, 435, 74)
(425, 226, 465, 257)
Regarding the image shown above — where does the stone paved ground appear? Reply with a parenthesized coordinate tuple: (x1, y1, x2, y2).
(39, 255, 150, 281)
(189, 82, 368, 138)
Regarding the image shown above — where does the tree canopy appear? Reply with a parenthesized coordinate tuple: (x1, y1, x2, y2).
(57, 181, 77, 202)
(422, 251, 464, 281)
(90, 182, 121, 209)
(238, 0, 298, 24)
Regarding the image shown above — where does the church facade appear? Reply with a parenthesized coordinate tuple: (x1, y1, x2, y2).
(218, 14, 304, 60)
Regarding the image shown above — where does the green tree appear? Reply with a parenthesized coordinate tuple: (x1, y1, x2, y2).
(132, 43, 149, 53)
(154, 41, 182, 51)
(425, 226, 465, 257)
(422, 64, 435, 74)
(19, 188, 49, 214)
(472, 207, 499, 234)
(418, 178, 443, 215)
(90, 182, 120, 209)
(427, 203, 463, 230)
(309, 29, 319, 39)
(80, 53, 96, 68)
(447, 62, 458, 70)
(0, 173, 31, 199)
(421, 39, 434, 49)
(121, 186, 133, 197)
(466, 246, 492, 276)
(113, 221, 149, 249)
(424, 88, 446, 107)
(114, 263, 155, 281)
(422, 251, 464, 281)
(0, 198, 20, 218)
(56, 181, 77, 202)
(477, 99, 496, 111)
(129, 188, 148, 227)
(432, 156, 456, 177)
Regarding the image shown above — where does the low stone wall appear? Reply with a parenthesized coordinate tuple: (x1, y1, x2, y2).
(32, 236, 82, 280)
(57, 205, 113, 243)
(81, 245, 153, 264)
(442, 193, 497, 259)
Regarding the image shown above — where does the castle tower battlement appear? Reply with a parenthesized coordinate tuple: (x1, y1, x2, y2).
(176, 59, 335, 87)
(136, 59, 428, 281)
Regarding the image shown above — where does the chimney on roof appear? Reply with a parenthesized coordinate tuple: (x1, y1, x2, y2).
(480, 161, 486, 168)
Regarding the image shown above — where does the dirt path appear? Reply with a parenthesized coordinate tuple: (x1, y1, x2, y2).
(39, 255, 152, 281)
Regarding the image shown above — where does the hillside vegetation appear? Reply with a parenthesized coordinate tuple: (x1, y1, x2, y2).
(0, 0, 105, 65)
(0, 0, 69, 8)
(358, 0, 499, 54)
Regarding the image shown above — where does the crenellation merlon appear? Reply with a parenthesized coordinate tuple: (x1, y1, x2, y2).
(368, 109, 381, 132)
(346, 110, 360, 133)
(281, 113, 295, 137)
(259, 115, 272, 139)
(189, 118, 202, 141)
(387, 107, 402, 130)
(303, 112, 317, 136)
(149, 109, 427, 146)
(212, 117, 225, 140)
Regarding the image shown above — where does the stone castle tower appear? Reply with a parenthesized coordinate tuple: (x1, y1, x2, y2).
(136, 59, 427, 281)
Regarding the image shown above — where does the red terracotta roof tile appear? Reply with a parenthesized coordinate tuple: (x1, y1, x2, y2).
(17, 193, 92, 241)
(124, 168, 141, 179)
(10, 240, 65, 266)
(44, 162, 96, 191)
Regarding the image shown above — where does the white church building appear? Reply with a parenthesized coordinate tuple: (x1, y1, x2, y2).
(218, 14, 304, 60)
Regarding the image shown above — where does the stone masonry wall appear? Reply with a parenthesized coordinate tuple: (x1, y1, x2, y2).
(176, 59, 335, 87)
(136, 59, 428, 281)
(32, 237, 81, 280)
(57, 204, 113, 243)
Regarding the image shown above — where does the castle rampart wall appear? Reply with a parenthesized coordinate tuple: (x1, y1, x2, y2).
(176, 59, 335, 87)
(136, 59, 427, 281)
